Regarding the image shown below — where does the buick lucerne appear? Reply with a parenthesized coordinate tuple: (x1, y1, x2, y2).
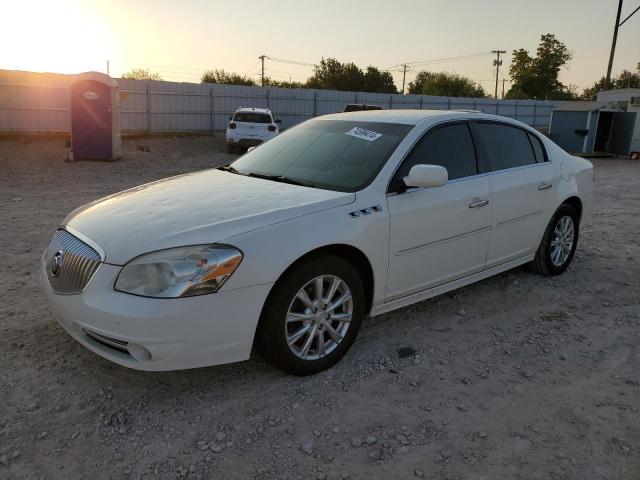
(41, 110, 593, 375)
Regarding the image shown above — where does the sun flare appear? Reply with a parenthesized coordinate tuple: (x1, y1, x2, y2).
(1, 0, 116, 74)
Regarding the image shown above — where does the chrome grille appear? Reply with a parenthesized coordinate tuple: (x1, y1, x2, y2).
(45, 230, 101, 294)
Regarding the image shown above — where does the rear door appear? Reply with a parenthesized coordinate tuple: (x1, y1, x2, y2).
(471, 122, 557, 268)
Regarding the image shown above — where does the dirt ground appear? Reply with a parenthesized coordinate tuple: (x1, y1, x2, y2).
(0, 135, 639, 480)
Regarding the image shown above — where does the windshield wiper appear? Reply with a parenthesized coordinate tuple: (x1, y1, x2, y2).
(217, 165, 240, 174)
(218, 166, 316, 188)
(246, 172, 316, 188)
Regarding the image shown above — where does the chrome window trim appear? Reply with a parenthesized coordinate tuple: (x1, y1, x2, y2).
(386, 118, 553, 196)
(386, 161, 550, 197)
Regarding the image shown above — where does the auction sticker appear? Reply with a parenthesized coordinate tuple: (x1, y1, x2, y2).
(345, 127, 382, 142)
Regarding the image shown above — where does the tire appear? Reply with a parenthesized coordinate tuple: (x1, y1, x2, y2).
(529, 204, 580, 276)
(256, 255, 365, 376)
(225, 143, 235, 154)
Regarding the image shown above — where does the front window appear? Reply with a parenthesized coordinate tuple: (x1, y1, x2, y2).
(233, 112, 272, 123)
(229, 119, 412, 192)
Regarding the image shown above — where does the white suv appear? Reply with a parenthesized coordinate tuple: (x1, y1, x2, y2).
(225, 107, 280, 153)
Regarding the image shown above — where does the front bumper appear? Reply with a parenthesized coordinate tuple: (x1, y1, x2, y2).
(40, 254, 273, 371)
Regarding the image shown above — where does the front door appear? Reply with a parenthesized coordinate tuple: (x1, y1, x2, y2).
(386, 122, 493, 301)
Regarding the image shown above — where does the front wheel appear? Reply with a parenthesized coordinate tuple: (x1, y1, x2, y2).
(530, 204, 580, 276)
(256, 255, 365, 375)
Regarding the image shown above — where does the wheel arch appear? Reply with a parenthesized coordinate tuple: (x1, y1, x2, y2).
(253, 244, 375, 346)
(561, 195, 583, 222)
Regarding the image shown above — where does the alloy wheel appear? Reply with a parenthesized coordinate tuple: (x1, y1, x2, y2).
(285, 275, 353, 360)
(550, 215, 574, 267)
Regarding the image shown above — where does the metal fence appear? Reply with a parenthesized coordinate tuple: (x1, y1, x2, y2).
(0, 69, 560, 133)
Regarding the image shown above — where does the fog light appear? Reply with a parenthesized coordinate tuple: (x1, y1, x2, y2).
(128, 343, 152, 362)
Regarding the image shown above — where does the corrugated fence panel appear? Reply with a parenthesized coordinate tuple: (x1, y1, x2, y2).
(0, 69, 563, 133)
(117, 78, 149, 131)
(268, 87, 315, 130)
(0, 70, 70, 131)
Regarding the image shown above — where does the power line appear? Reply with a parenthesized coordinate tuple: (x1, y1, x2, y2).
(385, 52, 491, 70)
(266, 56, 316, 67)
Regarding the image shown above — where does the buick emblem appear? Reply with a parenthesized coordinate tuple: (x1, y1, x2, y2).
(50, 250, 64, 277)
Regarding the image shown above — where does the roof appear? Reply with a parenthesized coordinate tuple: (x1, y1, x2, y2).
(73, 71, 119, 88)
(552, 101, 623, 112)
(235, 106, 271, 113)
(319, 109, 505, 125)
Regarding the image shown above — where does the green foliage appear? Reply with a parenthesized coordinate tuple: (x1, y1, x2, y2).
(263, 77, 306, 89)
(363, 67, 398, 94)
(121, 68, 162, 81)
(305, 58, 397, 93)
(201, 69, 256, 86)
(407, 71, 486, 98)
(506, 34, 574, 100)
(581, 65, 640, 100)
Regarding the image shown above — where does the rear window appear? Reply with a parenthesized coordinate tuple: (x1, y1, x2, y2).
(528, 132, 547, 163)
(233, 112, 272, 123)
(473, 123, 536, 172)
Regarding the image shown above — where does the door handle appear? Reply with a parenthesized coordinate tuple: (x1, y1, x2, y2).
(538, 183, 553, 191)
(468, 199, 490, 209)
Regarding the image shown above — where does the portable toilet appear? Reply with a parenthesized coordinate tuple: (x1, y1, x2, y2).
(69, 72, 121, 161)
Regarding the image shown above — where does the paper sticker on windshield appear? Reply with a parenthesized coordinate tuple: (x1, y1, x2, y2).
(345, 127, 382, 142)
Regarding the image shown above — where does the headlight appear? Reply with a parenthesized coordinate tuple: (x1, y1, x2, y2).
(115, 245, 243, 298)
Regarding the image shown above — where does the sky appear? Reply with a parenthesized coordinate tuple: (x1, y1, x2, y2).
(1, 0, 639, 94)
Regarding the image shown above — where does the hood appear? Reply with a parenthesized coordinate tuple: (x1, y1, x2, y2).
(64, 169, 355, 265)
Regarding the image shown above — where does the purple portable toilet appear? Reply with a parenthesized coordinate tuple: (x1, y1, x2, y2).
(69, 72, 121, 161)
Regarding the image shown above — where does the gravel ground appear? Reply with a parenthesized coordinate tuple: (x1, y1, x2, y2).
(1, 135, 639, 480)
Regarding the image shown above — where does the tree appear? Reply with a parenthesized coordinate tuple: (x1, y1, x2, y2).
(306, 58, 366, 91)
(122, 68, 162, 81)
(263, 77, 306, 89)
(201, 69, 256, 86)
(581, 64, 640, 100)
(407, 71, 486, 98)
(506, 34, 573, 100)
(362, 67, 397, 93)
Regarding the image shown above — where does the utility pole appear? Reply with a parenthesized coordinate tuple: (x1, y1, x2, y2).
(258, 55, 266, 87)
(401, 63, 408, 95)
(106, 60, 110, 76)
(606, 0, 640, 89)
(492, 50, 506, 99)
(502, 78, 506, 99)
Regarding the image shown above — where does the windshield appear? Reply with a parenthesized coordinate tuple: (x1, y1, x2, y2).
(233, 112, 272, 123)
(229, 119, 412, 192)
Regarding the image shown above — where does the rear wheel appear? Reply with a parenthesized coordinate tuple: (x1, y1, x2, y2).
(256, 255, 365, 375)
(530, 204, 579, 276)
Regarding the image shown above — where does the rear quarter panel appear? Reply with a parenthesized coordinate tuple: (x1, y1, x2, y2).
(543, 137, 594, 225)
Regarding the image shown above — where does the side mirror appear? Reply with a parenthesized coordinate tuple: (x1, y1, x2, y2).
(403, 164, 448, 188)
(274, 119, 282, 124)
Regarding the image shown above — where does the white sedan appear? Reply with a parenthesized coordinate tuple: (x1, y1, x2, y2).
(41, 110, 593, 375)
